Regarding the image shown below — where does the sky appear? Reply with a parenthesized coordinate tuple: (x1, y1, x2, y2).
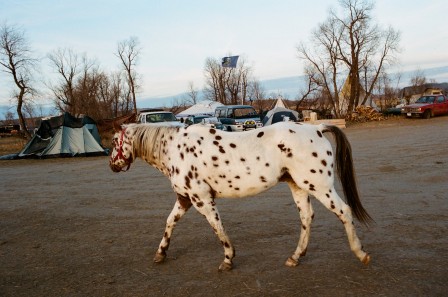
(1, 0, 448, 111)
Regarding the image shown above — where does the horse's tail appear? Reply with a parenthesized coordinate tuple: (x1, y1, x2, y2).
(322, 125, 373, 226)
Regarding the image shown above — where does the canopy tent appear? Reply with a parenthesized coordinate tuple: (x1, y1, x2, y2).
(16, 112, 107, 158)
(176, 100, 224, 118)
(262, 107, 300, 126)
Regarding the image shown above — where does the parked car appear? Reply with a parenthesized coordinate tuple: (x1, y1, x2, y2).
(200, 117, 224, 130)
(214, 105, 262, 132)
(184, 115, 211, 125)
(137, 109, 179, 124)
(401, 95, 448, 119)
(184, 115, 224, 130)
(384, 103, 404, 116)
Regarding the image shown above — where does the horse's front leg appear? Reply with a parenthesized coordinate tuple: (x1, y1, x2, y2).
(285, 181, 314, 267)
(191, 196, 235, 271)
(154, 194, 192, 263)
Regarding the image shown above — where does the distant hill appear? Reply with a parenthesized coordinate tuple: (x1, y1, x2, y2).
(2, 66, 448, 116)
(138, 65, 448, 108)
(136, 76, 306, 108)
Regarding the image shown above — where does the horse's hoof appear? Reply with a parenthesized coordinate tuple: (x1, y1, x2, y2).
(285, 257, 299, 267)
(154, 252, 166, 263)
(361, 253, 371, 265)
(218, 261, 232, 271)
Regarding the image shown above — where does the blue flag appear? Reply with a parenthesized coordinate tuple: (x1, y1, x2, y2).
(221, 56, 239, 68)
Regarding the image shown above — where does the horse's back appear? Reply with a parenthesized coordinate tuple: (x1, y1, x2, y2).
(183, 122, 331, 157)
(171, 122, 334, 198)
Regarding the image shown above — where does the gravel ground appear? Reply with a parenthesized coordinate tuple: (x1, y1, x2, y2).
(1, 117, 447, 296)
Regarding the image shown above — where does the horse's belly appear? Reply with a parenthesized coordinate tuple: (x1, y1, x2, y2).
(213, 179, 278, 198)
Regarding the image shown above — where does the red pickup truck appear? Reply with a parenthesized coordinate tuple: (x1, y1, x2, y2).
(401, 95, 448, 119)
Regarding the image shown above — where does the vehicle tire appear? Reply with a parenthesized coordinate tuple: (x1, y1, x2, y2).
(226, 126, 232, 132)
(423, 110, 431, 119)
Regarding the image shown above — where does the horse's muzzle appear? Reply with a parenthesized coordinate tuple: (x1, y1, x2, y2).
(110, 163, 123, 172)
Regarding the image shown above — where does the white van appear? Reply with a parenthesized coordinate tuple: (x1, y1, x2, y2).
(137, 109, 179, 124)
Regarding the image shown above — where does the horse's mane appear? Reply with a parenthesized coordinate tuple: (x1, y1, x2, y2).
(128, 123, 180, 165)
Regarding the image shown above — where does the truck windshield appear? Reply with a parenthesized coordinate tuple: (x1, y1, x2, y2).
(146, 113, 178, 122)
(416, 96, 435, 104)
(233, 108, 258, 119)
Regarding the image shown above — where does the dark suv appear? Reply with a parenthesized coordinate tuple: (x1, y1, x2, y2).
(214, 105, 262, 132)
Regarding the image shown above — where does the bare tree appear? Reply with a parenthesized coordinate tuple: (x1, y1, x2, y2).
(0, 23, 38, 138)
(400, 69, 428, 104)
(203, 56, 252, 105)
(373, 71, 399, 111)
(185, 81, 199, 105)
(409, 68, 427, 88)
(297, 16, 345, 117)
(47, 48, 105, 118)
(47, 47, 81, 113)
(74, 55, 100, 116)
(115, 37, 141, 114)
(247, 80, 265, 108)
(169, 96, 189, 114)
(109, 72, 120, 116)
(203, 57, 226, 103)
(295, 66, 321, 111)
(298, 0, 400, 117)
(3, 111, 15, 124)
(357, 25, 401, 106)
(227, 60, 250, 105)
(48, 47, 134, 120)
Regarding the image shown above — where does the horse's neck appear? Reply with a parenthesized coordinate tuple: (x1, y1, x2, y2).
(132, 126, 170, 171)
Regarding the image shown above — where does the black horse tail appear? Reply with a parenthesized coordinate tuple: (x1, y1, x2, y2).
(322, 125, 373, 226)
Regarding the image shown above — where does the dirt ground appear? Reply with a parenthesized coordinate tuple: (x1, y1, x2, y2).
(1, 117, 447, 297)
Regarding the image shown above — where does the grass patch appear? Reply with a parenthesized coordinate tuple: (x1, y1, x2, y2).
(0, 136, 27, 156)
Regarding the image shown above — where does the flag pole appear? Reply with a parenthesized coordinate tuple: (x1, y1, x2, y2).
(221, 55, 240, 104)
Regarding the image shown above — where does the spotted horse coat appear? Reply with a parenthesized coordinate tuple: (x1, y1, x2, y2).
(110, 121, 372, 271)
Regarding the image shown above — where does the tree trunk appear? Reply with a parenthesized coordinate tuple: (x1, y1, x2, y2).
(16, 88, 31, 139)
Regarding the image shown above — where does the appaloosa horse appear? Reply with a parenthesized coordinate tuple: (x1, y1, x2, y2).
(109, 122, 372, 271)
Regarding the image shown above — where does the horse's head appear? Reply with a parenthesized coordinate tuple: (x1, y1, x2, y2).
(109, 125, 134, 172)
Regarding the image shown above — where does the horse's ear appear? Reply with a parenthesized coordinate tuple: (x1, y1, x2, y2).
(113, 121, 122, 132)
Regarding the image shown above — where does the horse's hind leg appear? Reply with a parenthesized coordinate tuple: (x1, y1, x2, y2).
(285, 181, 314, 267)
(191, 196, 235, 271)
(314, 188, 370, 264)
(154, 194, 192, 263)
